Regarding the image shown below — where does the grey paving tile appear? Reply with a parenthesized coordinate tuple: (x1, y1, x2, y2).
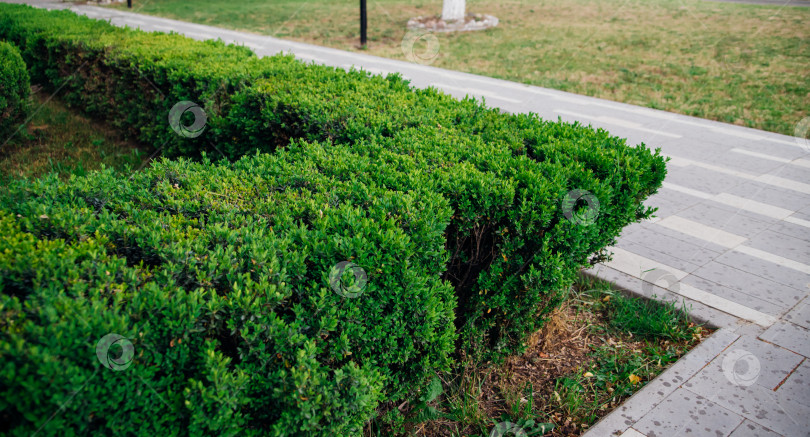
(619, 222, 648, 239)
(666, 165, 750, 195)
(616, 240, 704, 274)
(776, 359, 810, 408)
(714, 250, 810, 299)
(619, 226, 722, 267)
(676, 202, 774, 239)
(772, 165, 810, 185)
(724, 182, 810, 212)
(732, 207, 789, 225)
(794, 206, 810, 218)
(685, 367, 809, 436)
(660, 130, 737, 151)
(729, 140, 809, 161)
(717, 152, 785, 176)
(728, 419, 782, 437)
(784, 297, 810, 329)
(645, 190, 701, 219)
(769, 220, 810, 243)
(746, 230, 810, 264)
(723, 385, 807, 436)
(634, 388, 743, 437)
(638, 221, 730, 254)
(730, 322, 769, 339)
(691, 261, 807, 308)
(646, 199, 690, 221)
(681, 275, 788, 316)
(686, 336, 803, 391)
(656, 137, 734, 163)
(760, 321, 810, 358)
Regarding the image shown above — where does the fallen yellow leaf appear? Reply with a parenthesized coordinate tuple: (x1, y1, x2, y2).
(629, 374, 641, 384)
(583, 372, 594, 378)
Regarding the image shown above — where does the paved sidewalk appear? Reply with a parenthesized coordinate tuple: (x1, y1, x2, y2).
(5, 1, 810, 436)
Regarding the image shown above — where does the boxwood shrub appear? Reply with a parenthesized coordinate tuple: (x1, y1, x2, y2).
(0, 39, 29, 140)
(0, 3, 666, 357)
(0, 150, 456, 436)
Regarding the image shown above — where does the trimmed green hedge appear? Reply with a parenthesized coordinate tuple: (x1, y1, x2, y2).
(0, 150, 456, 436)
(226, 76, 666, 357)
(0, 3, 667, 358)
(273, 133, 662, 356)
(0, 39, 29, 140)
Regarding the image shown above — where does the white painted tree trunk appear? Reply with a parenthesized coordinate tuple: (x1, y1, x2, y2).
(441, 0, 465, 21)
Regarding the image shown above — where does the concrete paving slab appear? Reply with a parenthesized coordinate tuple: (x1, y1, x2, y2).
(615, 240, 705, 274)
(637, 221, 730, 254)
(653, 137, 739, 165)
(712, 151, 789, 176)
(676, 202, 774, 239)
(618, 226, 723, 266)
(784, 297, 810, 329)
(714, 250, 810, 295)
(729, 420, 783, 437)
(771, 165, 810, 184)
(746, 230, 810, 264)
(690, 261, 806, 309)
(724, 182, 810, 211)
(776, 359, 810, 408)
(684, 377, 809, 437)
(760, 321, 810, 358)
(634, 388, 744, 437)
(664, 165, 751, 196)
(769, 220, 810, 244)
(795, 205, 810, 217)
(728, 147, 809, 167)
(688, 336, 803, 390)
(644, 190, 703, 218)
(680, 275, 789, 316)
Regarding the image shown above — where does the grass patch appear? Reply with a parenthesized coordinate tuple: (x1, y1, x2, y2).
(0, 87, 149, 183)
(383, 274, 708, 437)
(109, 0, 809, 135)
(598, 287, 694, 341)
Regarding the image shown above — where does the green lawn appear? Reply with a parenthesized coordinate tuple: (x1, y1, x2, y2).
(111, 0, 809, 136)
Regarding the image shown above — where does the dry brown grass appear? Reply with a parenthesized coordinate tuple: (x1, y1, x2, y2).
(396, 284, 710, 437)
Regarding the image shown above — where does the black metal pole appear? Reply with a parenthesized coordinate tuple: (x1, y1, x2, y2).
(359, 0, 367, 47)
(127, 0, 132, 8)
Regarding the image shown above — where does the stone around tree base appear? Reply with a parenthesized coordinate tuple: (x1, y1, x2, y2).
(406, 13, 499, 33)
